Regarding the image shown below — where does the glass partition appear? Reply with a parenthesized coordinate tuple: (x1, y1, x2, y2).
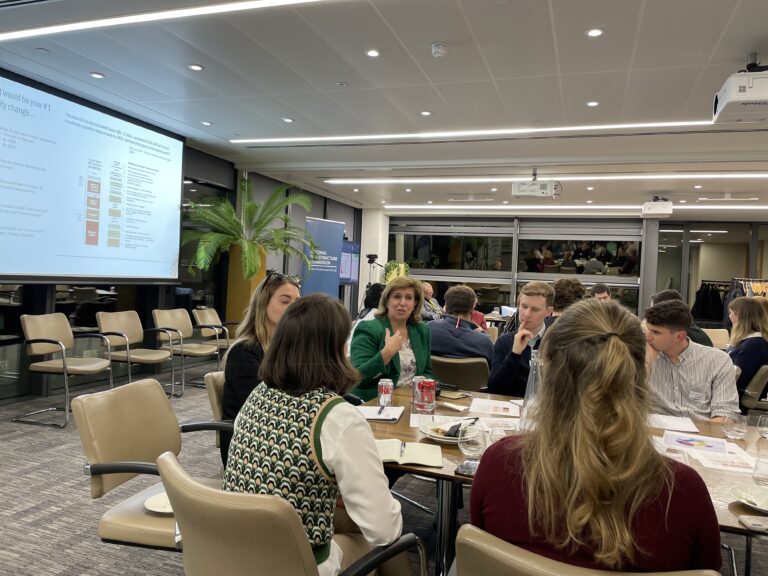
(516, 239, 641, 276)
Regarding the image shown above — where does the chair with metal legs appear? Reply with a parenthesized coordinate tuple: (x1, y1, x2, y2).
(152, 308, 220, 396)
(192, 308, 238, 353)
(16, 312, 113, 428)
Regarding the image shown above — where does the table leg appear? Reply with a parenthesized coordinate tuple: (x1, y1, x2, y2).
(434, 479, 461, 576)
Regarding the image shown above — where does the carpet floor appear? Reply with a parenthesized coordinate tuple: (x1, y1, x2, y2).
(0, 363, 764, 575)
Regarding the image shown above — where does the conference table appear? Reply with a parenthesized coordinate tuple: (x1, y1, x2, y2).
(366, 388, 766, 576)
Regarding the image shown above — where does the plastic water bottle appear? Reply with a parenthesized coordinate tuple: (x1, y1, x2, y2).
(520, 350, 540, 432)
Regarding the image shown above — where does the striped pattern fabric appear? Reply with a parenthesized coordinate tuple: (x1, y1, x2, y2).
(648, 340, 740, 420)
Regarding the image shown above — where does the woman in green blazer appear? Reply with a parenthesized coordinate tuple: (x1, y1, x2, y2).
(350, 276, 434, 401)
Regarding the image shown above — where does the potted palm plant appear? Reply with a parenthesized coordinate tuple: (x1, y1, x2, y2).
(182, 173, 317, 320)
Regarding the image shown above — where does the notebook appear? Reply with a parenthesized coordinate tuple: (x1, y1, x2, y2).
(357, 406, 405, 422)
(375, 439, 443, 467)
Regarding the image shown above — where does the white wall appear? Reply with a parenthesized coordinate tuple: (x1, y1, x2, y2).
(358, 209, 389, 308)
(696, 242, 748, 284)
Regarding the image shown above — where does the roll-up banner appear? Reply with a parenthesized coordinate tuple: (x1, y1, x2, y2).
(302, 217, 345, 297)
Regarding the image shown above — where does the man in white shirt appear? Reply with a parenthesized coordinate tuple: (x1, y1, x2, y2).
(645, 300, 738, 421)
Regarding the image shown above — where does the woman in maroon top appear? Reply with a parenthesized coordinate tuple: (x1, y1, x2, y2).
(471, 299, 721, 572)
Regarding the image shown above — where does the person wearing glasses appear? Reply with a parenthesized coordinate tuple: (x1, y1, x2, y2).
(471, 299, 721, 571)
(220, 270, 300, 465)
(224, 294, 410, 576)
(350, 276, 433, 401)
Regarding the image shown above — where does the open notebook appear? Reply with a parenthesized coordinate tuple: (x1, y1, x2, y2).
(375, 439, 443, 467)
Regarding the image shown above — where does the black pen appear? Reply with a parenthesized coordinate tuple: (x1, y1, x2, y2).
(400, 441, 406, 458)
(377, 405, 385, 415)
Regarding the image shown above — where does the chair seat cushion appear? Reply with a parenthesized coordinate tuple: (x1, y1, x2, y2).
(171, 343, 218, 357)
(112, 349, 171, 364)
(99, 478, 222, 549)
(30, 357, 110, 375)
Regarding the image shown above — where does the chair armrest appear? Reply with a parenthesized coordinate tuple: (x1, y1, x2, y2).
(86, 461, 159, 477)
(25, 338, 66, 356)
(180, 420, 234, 433)
(100, 331, 129, 343)
(340, 533, 425, 576)
(222, 321, 239, 327)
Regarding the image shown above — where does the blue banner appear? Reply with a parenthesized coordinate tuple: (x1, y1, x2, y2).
(302, 217, 345, 297)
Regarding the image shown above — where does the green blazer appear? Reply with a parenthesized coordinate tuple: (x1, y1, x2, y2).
(350, 316, 433, 402)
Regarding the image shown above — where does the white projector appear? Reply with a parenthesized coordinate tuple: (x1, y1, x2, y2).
(641, 201, 673, 218)
(511, 181, 556, 197)
(713, 72, 768, 123)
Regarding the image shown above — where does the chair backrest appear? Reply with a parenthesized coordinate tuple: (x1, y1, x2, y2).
(205, 371, 225, 447)
(71, 378, 182, 498)
(559, 266, 577, 274)
(21, 312, 74, 355)
(487, 326, 499, 344)
(153, 308, 195, 340)
(96, 310, 145, 347)
(606, 266, 620, 275)
(157, 451, 319, 576)
(542, 264, 559, 273)
(431, 356, 490, 392)
(741, 365, 768, 409)
(192, 308, 223, 338)
(455, 525, 719, 576)
(72, 286, 98, 302)
(702, 328, 730, 350)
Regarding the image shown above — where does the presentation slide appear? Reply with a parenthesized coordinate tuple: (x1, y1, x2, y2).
(0, 73, 183, 280)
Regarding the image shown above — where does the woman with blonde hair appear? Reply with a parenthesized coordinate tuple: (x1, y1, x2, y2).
(471, 299, 721, 571)
(728, 296, 768, 398)
(350, 276, 433, 401)
(220, 270, 300, 464)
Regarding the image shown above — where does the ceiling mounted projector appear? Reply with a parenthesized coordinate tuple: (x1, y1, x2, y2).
(713, 71, 768, 123)
(511, 181, 556, 197)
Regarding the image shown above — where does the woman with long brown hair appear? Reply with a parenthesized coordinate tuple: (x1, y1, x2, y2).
(728, 296, 768, 398)
(471, 299, 721, 571)
(220, 270, 300, 464)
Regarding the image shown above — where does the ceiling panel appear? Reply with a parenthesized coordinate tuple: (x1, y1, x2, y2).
(495, 76, 563, 125)
(560, 70, 626, 123)
(433, 80, 509, 127)
(623, 67, 703, 121)
(710, 0, 768, 64)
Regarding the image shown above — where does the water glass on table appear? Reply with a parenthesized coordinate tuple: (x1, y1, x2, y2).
(721, 413, 748, 440)
(758, 415, 768, 439)
(458, 424, 486, 461)
(754, 441, 768, 487)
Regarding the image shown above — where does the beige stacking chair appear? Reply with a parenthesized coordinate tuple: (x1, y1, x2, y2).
(152, 308, 221, 395)
(455, 525, 720, 576)
(741, 364, 768, 411)
(204, 371, 225, 447)
(16, 312, 113, 428)
(702, 328, 730, 350)
(97, 310, 176, 392)
(156, 451, 427, 576)
(71, 378, 232, 549)
(431, 356, 490, 392)
(192, 307, 238, 352)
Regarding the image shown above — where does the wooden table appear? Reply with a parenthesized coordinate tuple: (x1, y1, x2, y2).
(367, 387, 513, 576)
(368, 388, 767, 576)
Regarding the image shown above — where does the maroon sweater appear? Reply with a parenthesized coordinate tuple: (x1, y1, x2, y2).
(470, 435, 722, 572)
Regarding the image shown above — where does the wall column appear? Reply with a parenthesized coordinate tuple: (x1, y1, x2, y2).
(358, 209, 390, 308)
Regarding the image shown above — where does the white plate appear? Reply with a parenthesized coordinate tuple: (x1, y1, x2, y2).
(732, 485, 768, 514)
(144, 491, 174, 515)
(419, 423, 460, 444)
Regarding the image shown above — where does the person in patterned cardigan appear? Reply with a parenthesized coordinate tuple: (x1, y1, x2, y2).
(223, 294, 412, 576)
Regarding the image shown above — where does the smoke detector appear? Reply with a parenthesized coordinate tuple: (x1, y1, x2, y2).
(431, 42, 448, 58)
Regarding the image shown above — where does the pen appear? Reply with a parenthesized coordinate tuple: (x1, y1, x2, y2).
(400, 441, 406, 458)
(377, 405, 385, 415)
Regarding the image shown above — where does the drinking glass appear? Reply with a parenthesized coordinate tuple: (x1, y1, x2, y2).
(758, 415, 768, 439)
(721, 413, 748, 440)
(754, 442, 768, 487)
(458, 424, 486, 460)
(488, 421, 518, 444)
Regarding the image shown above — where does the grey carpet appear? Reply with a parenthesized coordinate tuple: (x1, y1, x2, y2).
(0, 363, 764, 575)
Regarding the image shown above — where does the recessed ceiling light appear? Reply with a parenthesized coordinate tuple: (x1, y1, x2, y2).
(405, 188, 411, 192)
(586, 28, 604, 38)
(694, 185, 702, 189)
(502, 200, 509, 204)
(427, 200, 433, 204)
(90, 72, 105, 79)
(189, 188, 197, 192)
(707, 233, 712, 236)
(0, 0, 327, 42)
(35, 47, 49, 53)
(336, 81, 348, 87)
(490, 188, 498, 192)
(380, 200, 386, 204)
(183, 180, 193, 184)
(586, 101, 600, 107)
(201, 121, 212, 126)
(282, 117, 294, 123)
(679, 200, 687, 204)
(366, 49, 380, 58)
(586, 186, 595, 191)
(419, 110, 432, 117)
(187, 63, 204, 71)
(353, 188, 359, 192)
(586, 200, 593, 204)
